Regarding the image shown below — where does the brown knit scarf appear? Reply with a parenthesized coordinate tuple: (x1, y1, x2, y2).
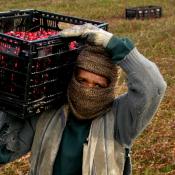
(67, 45, 118, 120)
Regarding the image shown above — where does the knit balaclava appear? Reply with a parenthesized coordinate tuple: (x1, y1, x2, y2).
(67, 45, 118, 120)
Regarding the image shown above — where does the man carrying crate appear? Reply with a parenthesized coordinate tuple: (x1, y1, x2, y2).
(0, 24, 166, 175)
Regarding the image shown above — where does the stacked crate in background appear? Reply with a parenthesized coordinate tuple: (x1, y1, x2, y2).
(125, 5, 162, 19)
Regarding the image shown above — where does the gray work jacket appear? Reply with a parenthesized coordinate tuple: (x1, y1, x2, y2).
(26, 48, 166, 175)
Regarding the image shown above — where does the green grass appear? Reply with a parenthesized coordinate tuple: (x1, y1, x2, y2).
(0, 0, 175, 174)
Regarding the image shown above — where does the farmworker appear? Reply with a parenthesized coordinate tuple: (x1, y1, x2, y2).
(0, 23, 166, 175)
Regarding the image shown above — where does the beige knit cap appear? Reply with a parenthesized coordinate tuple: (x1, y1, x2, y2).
(76, 45, 118, 82)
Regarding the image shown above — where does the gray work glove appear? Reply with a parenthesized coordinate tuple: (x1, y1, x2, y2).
(0, 111, 37, 162)
(0, 111, 23, 152)
(60, 23, 113, 48)
(0, 111, 38, 155)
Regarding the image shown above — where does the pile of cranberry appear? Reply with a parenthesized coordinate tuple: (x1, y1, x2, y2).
(5, 30, 76, 49)
(5, 30, 59, 41)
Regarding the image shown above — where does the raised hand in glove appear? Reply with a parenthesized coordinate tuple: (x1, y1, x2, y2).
(60, 23, 113, 48)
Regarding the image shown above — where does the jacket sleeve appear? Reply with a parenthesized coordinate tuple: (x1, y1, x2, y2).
(0, 111, 38, 164)
(106, 36, 167, 147)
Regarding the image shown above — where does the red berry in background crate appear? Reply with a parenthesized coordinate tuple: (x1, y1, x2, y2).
(0, 55, 7, 68)
(69, 41, 77, 50)
(10, 73, 15, 81)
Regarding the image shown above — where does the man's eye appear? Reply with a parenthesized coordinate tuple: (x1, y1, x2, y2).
(95, 84, 103, 88)
(77, 79, 85, 84)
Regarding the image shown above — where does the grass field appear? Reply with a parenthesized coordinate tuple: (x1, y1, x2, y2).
(0, 0, 175, 174)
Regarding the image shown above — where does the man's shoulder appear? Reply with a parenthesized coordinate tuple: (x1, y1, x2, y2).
(37, 105, 66, 124)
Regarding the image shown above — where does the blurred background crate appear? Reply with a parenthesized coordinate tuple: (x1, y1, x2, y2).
(125, 5, 162, 19)
(0, 9, 108, 119)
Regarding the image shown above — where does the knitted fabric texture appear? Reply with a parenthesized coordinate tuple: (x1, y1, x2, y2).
(67, 45, 118, 119)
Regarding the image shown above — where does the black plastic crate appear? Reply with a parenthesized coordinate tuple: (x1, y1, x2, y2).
(0, 9, 108, 118)
(125, 5, 162, 19)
